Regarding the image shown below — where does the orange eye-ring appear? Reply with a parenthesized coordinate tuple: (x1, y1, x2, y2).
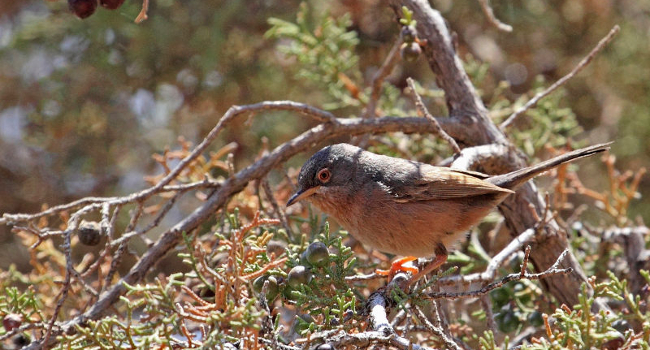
(317, 168, 331, 183)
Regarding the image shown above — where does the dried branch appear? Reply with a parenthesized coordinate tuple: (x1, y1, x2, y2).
(407, 77, 461, 154)
(13, 106, 460, 349)
(261, 177, 294, 237)
(426, 250, 573, 300)
(414, 305, 462, 350)
(477, 0, 513, 32)
(500, 25, 620, 129)
(365, 39, 403, 120)
(134, 0, 149, 23)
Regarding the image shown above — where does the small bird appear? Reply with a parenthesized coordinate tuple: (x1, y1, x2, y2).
(287, 142, 610, 281)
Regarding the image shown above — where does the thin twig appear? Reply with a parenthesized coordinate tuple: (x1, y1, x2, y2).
(477, 0, 513, 32)
(480, 295, 497, 334)
(413, 305, 462, 350)
(0, 322, 47, 342)
(0, 102, 335, 226)
(41, 229, 74, 347)
(110, 191, 184, 247)
(355, 37, 403, 147)
(520, 245, 531, 276)
(427, 250, 573, 300)
(345, 272, 383, 282)
(406, 77, 461, 154)
(134, 0, 149, 23)
(261, 177, 294, 237)
(500, 25, 620, 129)
(365, 39, 403, 120)
(437, 225, 536, 287)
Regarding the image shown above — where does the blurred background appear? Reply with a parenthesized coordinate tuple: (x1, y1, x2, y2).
(0, 0, 648, 269)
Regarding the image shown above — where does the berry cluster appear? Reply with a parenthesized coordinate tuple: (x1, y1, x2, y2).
(400, 25, 422, 63)
(68, 0, 125, 19)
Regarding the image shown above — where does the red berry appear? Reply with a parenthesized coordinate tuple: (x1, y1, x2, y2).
(68, 0, 98, 19)
(3, 314, 23, 332)
(100, 0, 125, 10)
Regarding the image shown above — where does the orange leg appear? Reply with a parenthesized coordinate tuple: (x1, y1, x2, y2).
(376, 256, 419, 280)
(406, 252, 447, 287)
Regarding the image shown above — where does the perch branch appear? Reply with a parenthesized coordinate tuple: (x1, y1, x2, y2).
(426, 250, 573, 300)
(17, 105, 456, 350)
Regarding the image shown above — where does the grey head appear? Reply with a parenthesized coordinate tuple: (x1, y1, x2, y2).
(286, 144, 365, 207)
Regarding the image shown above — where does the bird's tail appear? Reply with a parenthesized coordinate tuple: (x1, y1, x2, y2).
(487, 142, 612, 190)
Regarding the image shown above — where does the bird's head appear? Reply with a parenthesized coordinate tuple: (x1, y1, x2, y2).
(286, 144, 362, 207)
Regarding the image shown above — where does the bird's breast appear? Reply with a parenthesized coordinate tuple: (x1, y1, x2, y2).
(308, 182, 500, 257)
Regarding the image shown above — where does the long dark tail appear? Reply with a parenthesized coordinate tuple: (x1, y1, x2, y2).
(487, 142, 612, 190)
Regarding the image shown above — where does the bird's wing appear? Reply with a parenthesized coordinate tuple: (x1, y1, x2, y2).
(390, 167, 514, 202)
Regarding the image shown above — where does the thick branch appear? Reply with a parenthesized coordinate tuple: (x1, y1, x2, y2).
(388, 0, 614, 311)
(390, 0, 506, 145)
(14, 113, 447, 349)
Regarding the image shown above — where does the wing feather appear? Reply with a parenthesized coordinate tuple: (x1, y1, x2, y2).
(390, 167, 513, 202)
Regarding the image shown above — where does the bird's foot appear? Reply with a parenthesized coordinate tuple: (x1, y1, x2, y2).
(406, 253, 448, 288)
(375, 256, 419, 280)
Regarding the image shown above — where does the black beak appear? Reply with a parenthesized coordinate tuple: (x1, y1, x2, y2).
(286, 186, 319, 207)
(286, 190, 302, 207)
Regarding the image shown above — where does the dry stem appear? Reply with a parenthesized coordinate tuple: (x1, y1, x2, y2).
(500, 25, 620, 129)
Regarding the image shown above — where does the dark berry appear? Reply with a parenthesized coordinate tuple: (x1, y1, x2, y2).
(253, 276, 268, 294)
(254, 276, 279, 302)
(78, 221, 102, 246)
(12, 334, 30, 347)
(264, 276, 279, 301)
(68, 0, 98, 19)
(603, 336, 625, 350)
(400, 25, 417, 43)
(3, 313, 23, 332)
(400, 42, 422, 63)
(100, 0, 125, 10)
(305, 242, 329, 267)
(287, 265, 312, 288)
(266, 240, 286, 259)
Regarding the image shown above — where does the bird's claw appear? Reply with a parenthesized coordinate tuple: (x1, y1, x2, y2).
(375, 256, 419, 280)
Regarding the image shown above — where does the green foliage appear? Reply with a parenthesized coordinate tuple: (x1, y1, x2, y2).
(284, 222, 359, 334)
(266, 2, 361, 110)
(478, 271, 650, 349)
(399, 6, 417, 27)
(0, 285, 44, 335)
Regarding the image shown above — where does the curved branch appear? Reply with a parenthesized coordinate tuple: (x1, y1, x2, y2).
(7, 109, 451, 350)
(389, 0, 608, 312)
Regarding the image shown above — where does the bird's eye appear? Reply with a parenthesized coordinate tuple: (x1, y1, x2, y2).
(317, 168, 331, 183)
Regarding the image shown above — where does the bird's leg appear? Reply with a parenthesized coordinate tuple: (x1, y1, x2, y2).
(376, 256, 419, 280)
(406, 243, 448, 287)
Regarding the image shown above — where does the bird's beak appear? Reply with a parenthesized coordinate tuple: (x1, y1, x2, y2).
(286, 186, 320, 207)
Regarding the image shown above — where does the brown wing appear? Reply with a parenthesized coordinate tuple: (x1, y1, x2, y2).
(391, 167, 513, 202)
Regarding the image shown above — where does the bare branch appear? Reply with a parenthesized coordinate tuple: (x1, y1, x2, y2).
(413, 305, 462, 350)
(500, 25, 620, 129)
(365, 39, 403, 120)
(426, 250, 573, 300)
(407, 77, 461, 154)
(477, 0, 513, 32)
(261, 177, 294, 237)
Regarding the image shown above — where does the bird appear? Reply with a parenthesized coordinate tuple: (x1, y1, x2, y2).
(286, 142, 610, 283)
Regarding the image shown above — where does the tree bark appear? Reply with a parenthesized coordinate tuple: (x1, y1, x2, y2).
(389, 0, 595, 308)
